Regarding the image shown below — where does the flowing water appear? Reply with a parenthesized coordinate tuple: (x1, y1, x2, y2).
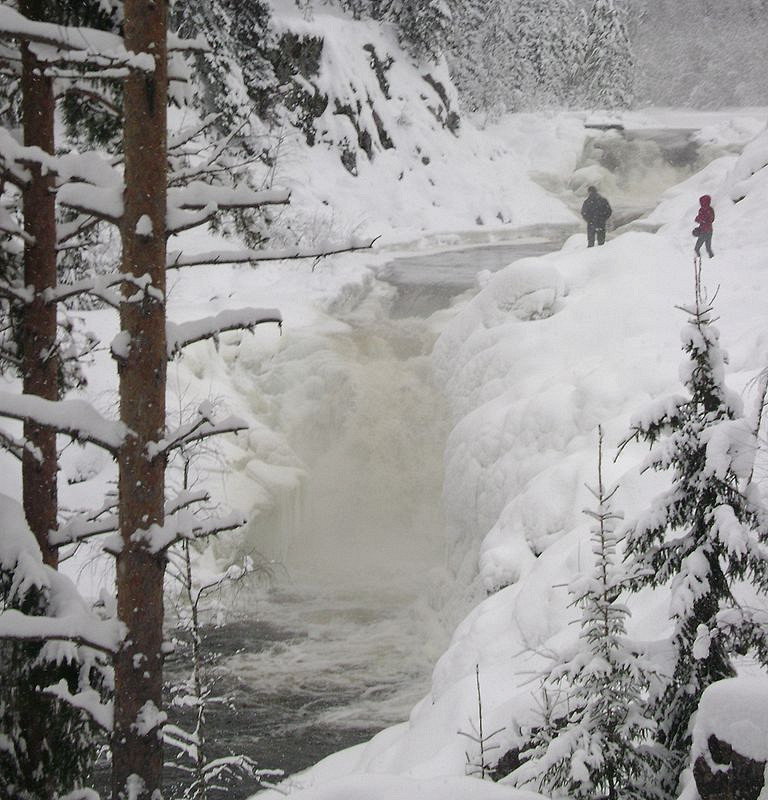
(161, 126, 710, 798)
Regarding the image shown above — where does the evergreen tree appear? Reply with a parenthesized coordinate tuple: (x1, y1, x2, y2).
(512, 428, 664, 800)
(448, 0, 513, 120)
(582, 0, 634, 109)
(507, 0, 581, 111)
(389, 0, 453, 61)
(174, 0, 278, 131)
(621, 270, 768, 794)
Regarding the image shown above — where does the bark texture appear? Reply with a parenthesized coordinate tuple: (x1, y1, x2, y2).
(20, 0, 58, 570)
(112, 1, 169, 797)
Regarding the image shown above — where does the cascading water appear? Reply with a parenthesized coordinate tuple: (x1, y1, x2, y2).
(163, 125, 726, 798)
(164, 287, 459, 795)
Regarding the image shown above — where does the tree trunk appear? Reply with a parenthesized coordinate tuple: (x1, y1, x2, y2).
(112, 1, 169, 797)
(20, 0, 58, 570)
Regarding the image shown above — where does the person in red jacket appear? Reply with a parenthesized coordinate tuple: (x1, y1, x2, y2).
(694, 195, 715, 258)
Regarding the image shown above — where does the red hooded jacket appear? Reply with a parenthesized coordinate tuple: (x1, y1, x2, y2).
(695, 195, 715, 233)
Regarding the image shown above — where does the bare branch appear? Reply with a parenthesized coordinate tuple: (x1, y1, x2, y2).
(166, 236, 380, 269)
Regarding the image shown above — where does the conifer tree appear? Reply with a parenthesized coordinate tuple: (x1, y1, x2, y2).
(582, 0, 634, 109)
(621, 269, 768, 794)
(512, 428, 663, 800)
(174, 0, 278, 131)
(389, 0, 452, 61)
(507, 0, 581, 111)
(0, 4, 121, 796)
(448, 0, 512, 120)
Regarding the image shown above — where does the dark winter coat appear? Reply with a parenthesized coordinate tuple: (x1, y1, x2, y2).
(695, 195, 715, 233)
(581, 192, 612, 226)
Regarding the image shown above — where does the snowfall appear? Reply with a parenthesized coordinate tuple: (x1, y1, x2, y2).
(3, 3, 768, 799)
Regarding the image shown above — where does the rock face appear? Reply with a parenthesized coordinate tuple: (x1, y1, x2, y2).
(693, 734, 766, 800)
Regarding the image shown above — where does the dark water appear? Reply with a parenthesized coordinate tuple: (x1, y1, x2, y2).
(161, 617, 382, 799)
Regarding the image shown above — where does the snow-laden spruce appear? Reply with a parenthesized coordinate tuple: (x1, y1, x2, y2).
(620, 272, 768, 795)
(510, 429, 664, 800)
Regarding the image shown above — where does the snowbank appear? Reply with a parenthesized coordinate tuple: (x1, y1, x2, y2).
(692, 677, 768, 765)
(259, 774, 545, 800)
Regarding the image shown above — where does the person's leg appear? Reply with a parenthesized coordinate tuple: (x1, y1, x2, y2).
(705, 231, 714, 257)
(587, 223, 596, 247)
(596, 227, 606, 246)
(695, 233, 704, 256)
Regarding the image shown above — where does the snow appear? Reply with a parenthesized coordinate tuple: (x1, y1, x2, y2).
(692, 678, 768, 764)
(257, 774, 545, 800)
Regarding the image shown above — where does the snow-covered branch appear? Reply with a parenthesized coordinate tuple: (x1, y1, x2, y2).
(166, 236, 379, 269)
(0, 391, 128, 453)
(170, 184, 289, 212)
(53, 490, 212, 548)
(57, 183, 123, 225)
(0, 425, 39, 462)
(166, 308, 282, 357)
(44, 681, 113, 731)
(131, 509, 248, 554)
(0, 608, 125, 654)
(147, 402, 248, 458)
(45, 272, 125, 308)
(0, 279, 33, 303)
(0, 6, 153, 72)
(166, 186, 290, 235)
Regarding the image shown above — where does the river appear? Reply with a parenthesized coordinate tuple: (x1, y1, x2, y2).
(161, 234, 570, 799)
(160, 124, 708, 799)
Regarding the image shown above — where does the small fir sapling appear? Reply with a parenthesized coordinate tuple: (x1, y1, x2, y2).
(163, 430, 281, 799)
(458, 664, 504, 780)
(619, 266, 768, 794)
(511, 427, 665, 800)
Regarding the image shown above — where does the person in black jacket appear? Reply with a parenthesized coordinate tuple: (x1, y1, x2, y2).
(581, 186, 612, 247)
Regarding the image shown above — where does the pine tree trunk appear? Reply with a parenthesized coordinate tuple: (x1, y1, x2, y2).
(112, 1, 169, 797)
(20, 0, 58, 570)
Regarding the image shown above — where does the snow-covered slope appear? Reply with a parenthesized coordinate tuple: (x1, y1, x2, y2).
(259, 0, 586, 245)
(252, 122, 768, 798)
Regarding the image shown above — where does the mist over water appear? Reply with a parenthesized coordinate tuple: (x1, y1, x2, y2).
(178, 125, 722, 793)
